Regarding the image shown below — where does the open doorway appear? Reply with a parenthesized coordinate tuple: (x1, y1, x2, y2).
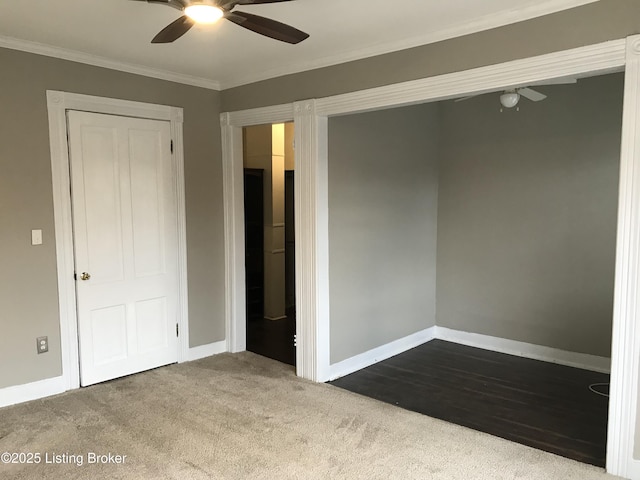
(221, 37, 640, 477)
(327, 71, 622, 467)
(243, 123, 296, 366)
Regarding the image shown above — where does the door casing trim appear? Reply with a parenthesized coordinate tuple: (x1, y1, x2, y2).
(220, 37, 640, 477)
(46, 90, 189, 391)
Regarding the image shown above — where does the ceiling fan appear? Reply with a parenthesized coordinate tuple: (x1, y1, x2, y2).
(455, 78, 578, 110)
(131, 0, 309, 44)
(498, 87, 547, 109)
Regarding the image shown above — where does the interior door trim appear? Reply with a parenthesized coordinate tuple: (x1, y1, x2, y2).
(46, 90, 189, 391)
(220, 36, 640, 477)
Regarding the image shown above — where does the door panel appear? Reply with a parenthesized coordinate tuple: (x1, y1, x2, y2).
(129, 129, 166, 278)
(67, 111, 178, 387)
(79, 126, 125, 284)
(136, 297, 169, 354)
(90, 305, 128, 366)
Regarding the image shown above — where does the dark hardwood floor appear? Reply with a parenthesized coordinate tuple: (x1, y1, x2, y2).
(330, 339, 610, 467)
(246, 313, 296, 366)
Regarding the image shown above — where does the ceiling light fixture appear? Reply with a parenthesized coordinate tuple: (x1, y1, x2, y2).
(185, 3, 224, 24)
(499, 91, 521, 109)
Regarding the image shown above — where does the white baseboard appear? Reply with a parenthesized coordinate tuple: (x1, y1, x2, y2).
(435, 326, 611, 373)
(187, 340, 227, 361)
(0, 342, 227, 409)
(327, 325, 610, 383)
(329, 326, 437, 381)
(1, 330, 609, 409)
(265, 315, 287, 321)
(625, 458, 640, 480)
(0, 375, 67, 409)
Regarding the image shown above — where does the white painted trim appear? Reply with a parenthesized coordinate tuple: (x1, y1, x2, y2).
(629, 461, 640, 479)
(328, 325, 610, 383)
(606, 35, 640, 480)
(171, 110, 191, 364)
(0, 1, 597, 92)
(315, 40, 626, 117)
(329, 327, 437, 381)
(47, 93, 80, 392)
(0, 376, 67, 409)
(187, 341, 227, 361)
(227, 104, 294, 128)
(221, 0, 600, 89)
(220, 101, 329, 381)
(220, 113, 247, 353)
(47, 90, 189, 392)
(293, 100, 331, 383)
(435, 327, 610, 373)
(221, 37, 638, 474)
(0, 340, 225, 407)
(48, 91, 179, 121)
(221, 107, 308, 360)
(0, 35, 220, 90)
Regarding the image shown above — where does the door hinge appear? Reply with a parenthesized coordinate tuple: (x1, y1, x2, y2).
(176, 323, 179, 337)
(170, 140, 174, 154)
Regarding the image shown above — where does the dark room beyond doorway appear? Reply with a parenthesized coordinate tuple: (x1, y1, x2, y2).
(243, 123, 296, 366)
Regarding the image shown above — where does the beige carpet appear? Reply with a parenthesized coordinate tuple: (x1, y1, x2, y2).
(0, 352, 620, 480)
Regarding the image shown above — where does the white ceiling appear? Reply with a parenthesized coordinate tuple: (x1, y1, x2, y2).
(0, 0, 598, 90)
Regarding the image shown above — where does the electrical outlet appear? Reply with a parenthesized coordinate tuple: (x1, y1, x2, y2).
(36, 336, 48, 354)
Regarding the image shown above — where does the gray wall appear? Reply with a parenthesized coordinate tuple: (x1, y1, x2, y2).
(326, 74, 622, 364)
(436, 73, 623, 358)
(0, 47, 225, 389)
(219, 0, 640, 457)
(4, 0, 640, 459)
(221, 0, 640, 112)
(219, 0, 640, 460)
(328, 104, 439, 363)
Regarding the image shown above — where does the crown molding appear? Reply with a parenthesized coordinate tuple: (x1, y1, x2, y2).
(0, 35, 221, 91)
(314, 39, 625, 117)
(0, 0, 598, 91)
(220, 0, 599, 89)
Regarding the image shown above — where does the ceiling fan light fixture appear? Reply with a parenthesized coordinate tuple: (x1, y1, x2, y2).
(500, 91, 520, 109)
(185, 4, 224, 24)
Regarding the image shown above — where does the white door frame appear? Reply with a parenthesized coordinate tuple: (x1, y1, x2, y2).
(221, 36, 640, 477)
(220, 102, 331, 381)
(47, 90, 190, 391)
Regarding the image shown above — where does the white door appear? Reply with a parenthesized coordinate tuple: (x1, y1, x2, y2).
(67, 111, 179, 387)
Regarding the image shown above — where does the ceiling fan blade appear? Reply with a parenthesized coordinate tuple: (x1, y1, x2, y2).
(225, 11, 309, 44)
(152, 15, 195, 43)
(518, 87, 547, 102)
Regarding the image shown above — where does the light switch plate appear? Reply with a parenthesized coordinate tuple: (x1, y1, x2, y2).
(31, 229, 42, 246)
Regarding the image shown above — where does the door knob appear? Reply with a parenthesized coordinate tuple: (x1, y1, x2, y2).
(80, 272, 91, 281)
